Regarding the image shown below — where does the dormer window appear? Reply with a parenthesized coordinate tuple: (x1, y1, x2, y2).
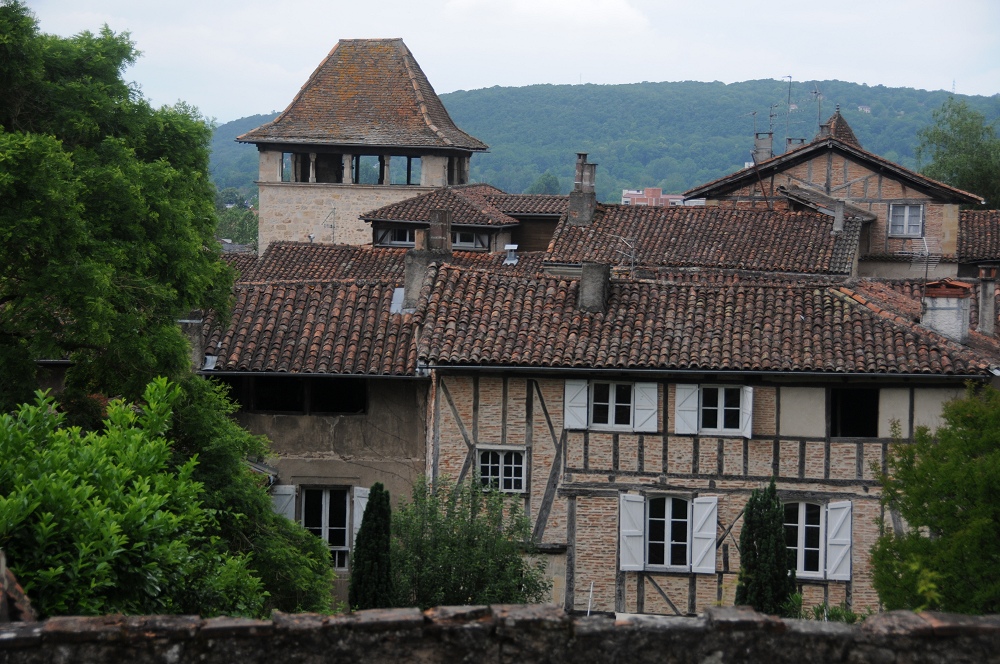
(452, 231, 488, 250)
(889, 204, 923, 237)
(375, 228, 415, 247)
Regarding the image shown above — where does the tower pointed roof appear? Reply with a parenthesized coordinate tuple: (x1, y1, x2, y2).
(237, 39, 487, 152)
(815, 106, 861, 148)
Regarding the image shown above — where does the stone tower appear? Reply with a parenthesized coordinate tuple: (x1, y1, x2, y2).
(239, 39, 487, 252)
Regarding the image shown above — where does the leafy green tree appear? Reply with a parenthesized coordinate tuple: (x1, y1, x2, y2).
(735, 478, 796, 615)
(871, 386, 1000, 614)
(917, 97, 1000, 209)
(0, 379, 263, 618)
(390, 476, 549, 609)
(349, 483, 393, 610)
(170, 376, 335, 614)
(524, 171, 562, 194)
(0, 0, 231, 408)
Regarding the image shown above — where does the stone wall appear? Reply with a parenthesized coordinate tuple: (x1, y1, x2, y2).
(2, 605, 998, 663)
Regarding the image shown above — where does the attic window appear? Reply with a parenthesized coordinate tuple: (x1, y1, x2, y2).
(375, 228, 415, 247)
(889, 204, 923, 237)
(452, 231, 488, 250)
(830, 388, 878, 437)
(212, 376, 367, 415)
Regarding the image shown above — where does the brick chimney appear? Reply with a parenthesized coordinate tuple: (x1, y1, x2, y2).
(567, 153, 597, 226)
(404, 209, 453, 309)
(578, 262, 610, 313)
(922, 279, 973, 343)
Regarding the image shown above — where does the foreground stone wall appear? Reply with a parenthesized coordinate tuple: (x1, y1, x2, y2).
(2, 605, 999, 664)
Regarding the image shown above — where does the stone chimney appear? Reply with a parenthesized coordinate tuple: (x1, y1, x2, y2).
(177, 310, 205, 370)
(578, 262, 610, 313)
(922, 279, 973, 343)
(833, 201, 845, 234)
(752, 132, 773, 164)
(404, 209, 453, 309)
(567, 153, 597, 226)
(979, 266, 997, 336)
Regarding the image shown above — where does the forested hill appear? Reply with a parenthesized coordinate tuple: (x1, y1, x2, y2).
(210, 80, 1000, 202)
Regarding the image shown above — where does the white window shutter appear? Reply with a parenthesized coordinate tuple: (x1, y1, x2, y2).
(825, 500, 852, 581)
(352, 486, 370, 546)
(674, 384, 699, 434)
(691, 496, 718, 574)
(564, 379, 589, 430)
(619, 493, 646, 571)
(270, 484, 296, 521)
(739, 386, 754, 438)
(633, 382, 658, 432)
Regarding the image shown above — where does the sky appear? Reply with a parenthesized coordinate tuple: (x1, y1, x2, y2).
(25, 0, 1000, 124)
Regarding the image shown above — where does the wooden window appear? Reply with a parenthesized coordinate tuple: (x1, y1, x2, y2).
(619, 493, 718, 573)
(674, 385, 753, 437)
(563, 380, 657, 432)
(478, 448, 525, 493)
(783, 500, 852, 580)
(889, 204, 923, 237)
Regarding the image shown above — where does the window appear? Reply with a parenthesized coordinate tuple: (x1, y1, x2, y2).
(830, 388, 878, 437)
(271, 485, 369, 571)
(478, 447, 525, 492)
(564, 380, 657, 432)
(212, 376, 367, 415)
(374, 228, 415, 247)
(452, 230, 488, 250)
(889, 204, 923, 237)
(674, 384, 753, 436)
(783, 501, 853, 580)
(619, 493, 718, 573)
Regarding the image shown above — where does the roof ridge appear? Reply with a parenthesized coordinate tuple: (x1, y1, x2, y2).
(398, 40, 453, 147)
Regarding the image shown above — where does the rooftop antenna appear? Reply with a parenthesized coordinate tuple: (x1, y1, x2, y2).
(784, 75, 793, 151)
(612, 234, 638, 276)
(811, 85, 823, 132)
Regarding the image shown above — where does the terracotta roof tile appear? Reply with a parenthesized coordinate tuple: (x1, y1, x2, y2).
(959, 210, 1000, 262)
(492, 194, 567, 216)
(816, 109, 861, 148)
(362, 185, 517, 227)
(237, 39, 486, 152)
(415, 266, 995, 375)
(544, 205, 860, 274)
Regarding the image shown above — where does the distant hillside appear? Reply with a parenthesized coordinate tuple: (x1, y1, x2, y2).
(210, 81, 1000, 202)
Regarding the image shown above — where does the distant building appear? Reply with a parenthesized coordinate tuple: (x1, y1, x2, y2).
(621, 187, 699, 207)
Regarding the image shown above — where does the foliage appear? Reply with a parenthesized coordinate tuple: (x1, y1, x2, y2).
(871, 386, 1000, 614)
(216, 197, 259, 247)
(735, 478, 796, 616)
(170, 376, 335, 614)
(0, 379, 263, 618)
(524, 171, 563, 195)
(349, 483, 393, 610)
(0, 1, 232, 409)
(917, 97, 1000, 208)
(390, 476, 549, 609)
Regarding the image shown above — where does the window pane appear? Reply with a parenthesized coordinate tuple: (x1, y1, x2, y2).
(702, 408, 718, 429)
(670, 543, 687, 566)
(328, 490, 347, 547)
(615, 384, 632, 406)
(702, 388, 719, 408)
(649, 517, 665, 543)
(303, 489, 323, 531)
(805, 503, 821, 525)
(593, 404, 609, 424)
(649, 496, 666, 519)
(804, 548, 820, 572)
(593, 383, 610, 403)
(614, 404, 631, 426)
(672, 497, 688, 520)
(648, 541, 665, 566)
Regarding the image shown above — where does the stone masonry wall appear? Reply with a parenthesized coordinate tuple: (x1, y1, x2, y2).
(2, 605, 998, 664)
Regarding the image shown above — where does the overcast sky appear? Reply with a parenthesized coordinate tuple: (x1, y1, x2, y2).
(25, 0, 1000, 124)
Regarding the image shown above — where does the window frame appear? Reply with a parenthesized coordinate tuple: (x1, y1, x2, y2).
(564, 379, 658, 433)
(477, 446, 526, 493)
(782, 500, 853, 581)
(452, 230, 489, 251)
(674, 384, 753, 437)
(374, 227, 416, 247)
(590, 381, 634, 430)
(888, 203, 924, 237)
(302, 487, 351, 570)
(619, 493, 718, 573)
(645, 495, 692, 570)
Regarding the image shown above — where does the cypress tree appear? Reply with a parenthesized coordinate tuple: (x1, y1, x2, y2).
(348, 483, 394, 610)
(735, 478, 796, 615)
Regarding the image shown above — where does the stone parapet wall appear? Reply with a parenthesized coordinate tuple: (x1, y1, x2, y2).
(3, 605, 999, 663)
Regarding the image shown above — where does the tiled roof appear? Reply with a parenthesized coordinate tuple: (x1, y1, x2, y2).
(223, 253, 260, 281)
(492, 194, 567, 216)
(361, 185, 518, 227)
(959, 210, 1000, 262)
(239, 243, 407, 283)
(684, 136, 984, 205)
(816, 109, 861, 148)
(237, 39, 487, 152)
(415, 266, 995, 375)
(206, 280, 417, 375)
(544, 205, 861, 274)
(778, 185, 876, 221)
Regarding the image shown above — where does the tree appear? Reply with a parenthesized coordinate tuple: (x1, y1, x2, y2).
(735, 478, 796, 615)
(349, 483, 393, 610)
(524, 171, 562, 195)
(0, 1, 231, 409)
(390, 476, 549, 609)
(871, 386, 1000, 614)
(916, 97, 1000, 209)
(0, 379, 263, 618)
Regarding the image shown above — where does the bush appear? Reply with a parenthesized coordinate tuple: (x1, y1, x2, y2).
(735, 478, 796, 616)
(349, 483, 393, 610)
(390, 476, 549, 609)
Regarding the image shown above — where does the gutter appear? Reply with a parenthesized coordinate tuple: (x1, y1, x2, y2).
(197, 370, 426, 380)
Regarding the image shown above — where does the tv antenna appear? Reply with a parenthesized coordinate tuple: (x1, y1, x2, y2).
(784, 75, 793, 151)
(811, 85, 823, 131)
